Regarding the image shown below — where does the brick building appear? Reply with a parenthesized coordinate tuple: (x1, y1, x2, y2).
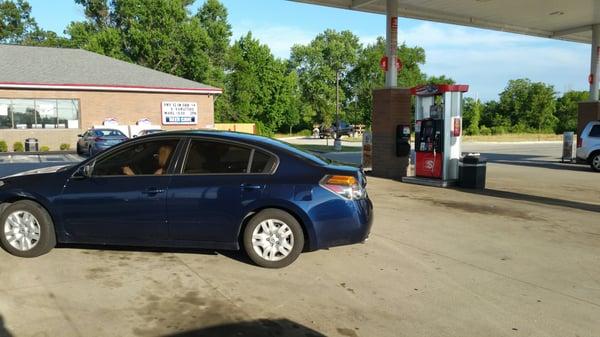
(0, 44, 221, 150)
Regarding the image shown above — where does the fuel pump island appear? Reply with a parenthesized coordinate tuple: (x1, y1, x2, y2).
(402, 84, 469, 187)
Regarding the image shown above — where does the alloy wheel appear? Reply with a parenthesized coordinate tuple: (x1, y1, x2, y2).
(4, 210, 41, 251)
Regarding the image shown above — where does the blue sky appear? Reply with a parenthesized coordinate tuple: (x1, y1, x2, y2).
(28, 0, 590, 101)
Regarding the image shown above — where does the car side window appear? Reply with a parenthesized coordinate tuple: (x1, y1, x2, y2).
(589, 125, 600, 138)
(250, 150, 277, 173)
(93, 139, 179, 176)
(183, 140, 252, 174)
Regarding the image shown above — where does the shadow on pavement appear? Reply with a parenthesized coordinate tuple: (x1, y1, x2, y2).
(57, 243, 256, 266)
(462, 188, 600, 213)
(162, 319, 326, 337)
(0, 315, 13, 337)
(481, 153, 590, 172)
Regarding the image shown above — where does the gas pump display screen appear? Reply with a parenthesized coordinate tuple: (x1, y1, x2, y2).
(422, 124, 433, 137)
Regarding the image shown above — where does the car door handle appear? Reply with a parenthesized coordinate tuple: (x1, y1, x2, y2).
(240, 184, 263, 190)
(142, 188, 166, 195)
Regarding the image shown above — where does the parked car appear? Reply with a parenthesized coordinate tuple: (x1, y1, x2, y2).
(135, 129, 164, 137)
(76, 128, 128, 156)
(0, 130, 373, 268)
(319, 121, 354, 139)
(576, 120, 600, 172)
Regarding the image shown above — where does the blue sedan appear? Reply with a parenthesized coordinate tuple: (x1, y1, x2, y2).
(76, 128, 129, 156)
(0, 131, 373, 268)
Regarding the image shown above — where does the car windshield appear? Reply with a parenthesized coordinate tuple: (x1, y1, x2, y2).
(94, 129, 126, 137)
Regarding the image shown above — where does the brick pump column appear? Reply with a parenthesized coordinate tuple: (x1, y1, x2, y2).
(371, 88, 412, 180)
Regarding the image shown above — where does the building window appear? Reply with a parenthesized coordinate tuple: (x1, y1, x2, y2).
(0, 98, 80, 129)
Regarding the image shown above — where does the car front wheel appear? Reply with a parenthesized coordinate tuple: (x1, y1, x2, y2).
(243, 209, 304, 268)
(591, 152, 600, 172)
(0, 200, 56, 257)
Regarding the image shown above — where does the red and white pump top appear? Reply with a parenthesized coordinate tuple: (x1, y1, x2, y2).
(410, 84, 469, 96)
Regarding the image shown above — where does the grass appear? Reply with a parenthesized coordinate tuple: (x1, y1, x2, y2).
(293, 144, 361, 153)
(463, 133, 563, 142)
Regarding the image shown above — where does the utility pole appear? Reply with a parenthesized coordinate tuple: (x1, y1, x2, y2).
(336, 70, 340, 127)
(334, 69, 342, 151)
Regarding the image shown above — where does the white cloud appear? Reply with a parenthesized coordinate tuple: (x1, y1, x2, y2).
(232, 20, 590, 100)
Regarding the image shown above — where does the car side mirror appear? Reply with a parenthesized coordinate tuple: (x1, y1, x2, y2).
(77, 134, 83, 137)
(72, 162, 94, 179)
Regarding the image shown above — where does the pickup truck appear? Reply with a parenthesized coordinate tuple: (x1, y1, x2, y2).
(319, 121, 354, 139)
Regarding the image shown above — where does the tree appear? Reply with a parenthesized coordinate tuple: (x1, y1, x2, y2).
(0, 0, 67, 46)
(346, 37, 427, 125)
(226, 32, 299, 135)
(290, 29, 361, 126)
(0, 0, 36, 43)
(67, 0, 213, 84)
(498, 78, 557, 133)
(555, 91, 588, 133)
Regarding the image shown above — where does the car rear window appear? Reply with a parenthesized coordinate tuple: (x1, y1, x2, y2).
(250, 150, 277, 173)
(589, 125, 600, 137)
(184, 140, 252, 174)
(95, 129, 126, 137)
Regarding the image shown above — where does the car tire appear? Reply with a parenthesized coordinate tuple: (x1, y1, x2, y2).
(76, 143, 83, 155)
(591, 152, 600, 172)
(88, 146, 93, 157)
(243, 209, 304, 268)
(0, 200, 56, 258)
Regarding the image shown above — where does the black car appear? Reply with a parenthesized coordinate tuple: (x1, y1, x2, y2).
(319, 121, 354, 139)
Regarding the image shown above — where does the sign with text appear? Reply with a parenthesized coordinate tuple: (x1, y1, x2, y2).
(162, 101, 198, 125)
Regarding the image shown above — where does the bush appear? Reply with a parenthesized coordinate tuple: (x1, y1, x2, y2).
(40, 146, 50, 152)
(0, 141, 7, 152)
(479, 126, 492, 136)
(491, 126, 508, 135)
(13, 142, 24, 152)
(60, 143, 71, 151)
(297, 129, 312, 136)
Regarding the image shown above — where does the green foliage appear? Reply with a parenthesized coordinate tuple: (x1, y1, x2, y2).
(40, 146, 50, 152)
(497, 79, 557, 133)
(0, 0, 36, 43)
(290, 29, 361, 126)
(462, 98, 482, 135)
(13, 142, 24, 152)
(346, 37, 427, 126)
(479, 125, 491, 136)
(226, 33, 299, 134)
(60, 143, 71, 151)
(0, 141, 7, 152)
(555, 91, 588, 133)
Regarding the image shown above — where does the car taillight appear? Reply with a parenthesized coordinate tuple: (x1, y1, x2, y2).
(577, 137, 583, 148)
(320, 175, 366, 200)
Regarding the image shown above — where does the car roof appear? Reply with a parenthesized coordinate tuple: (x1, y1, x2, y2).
(146, 130, 332, 165)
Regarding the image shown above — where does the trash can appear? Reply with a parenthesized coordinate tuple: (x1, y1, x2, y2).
(459, 154, 487, 189)
(25, 138, 39, 152)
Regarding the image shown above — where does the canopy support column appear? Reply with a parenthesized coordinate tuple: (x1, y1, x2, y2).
(590, 24, 600, 101)
(385, 0, 398, 88)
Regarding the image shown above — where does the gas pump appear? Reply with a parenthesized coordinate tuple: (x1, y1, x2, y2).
(406, 84, 469, 186)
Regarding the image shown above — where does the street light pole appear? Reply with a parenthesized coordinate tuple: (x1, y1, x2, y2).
(336, 70, 340, 127)
(334, 69, 342, 151)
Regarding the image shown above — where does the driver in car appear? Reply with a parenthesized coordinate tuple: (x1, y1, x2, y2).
(122, 144, 173, 176)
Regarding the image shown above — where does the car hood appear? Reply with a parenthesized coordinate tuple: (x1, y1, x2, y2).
(4, 165, 70, 178)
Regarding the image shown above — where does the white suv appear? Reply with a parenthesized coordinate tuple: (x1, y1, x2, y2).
(576, 120, 600, 172)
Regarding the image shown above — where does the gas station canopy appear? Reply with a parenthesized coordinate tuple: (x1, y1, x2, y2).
(290, 0, 599, 44)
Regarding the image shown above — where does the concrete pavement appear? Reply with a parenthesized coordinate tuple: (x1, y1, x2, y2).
(1, 141, 599, 337)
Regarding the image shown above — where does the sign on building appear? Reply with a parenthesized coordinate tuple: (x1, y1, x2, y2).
(162, 101, 198, 125)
